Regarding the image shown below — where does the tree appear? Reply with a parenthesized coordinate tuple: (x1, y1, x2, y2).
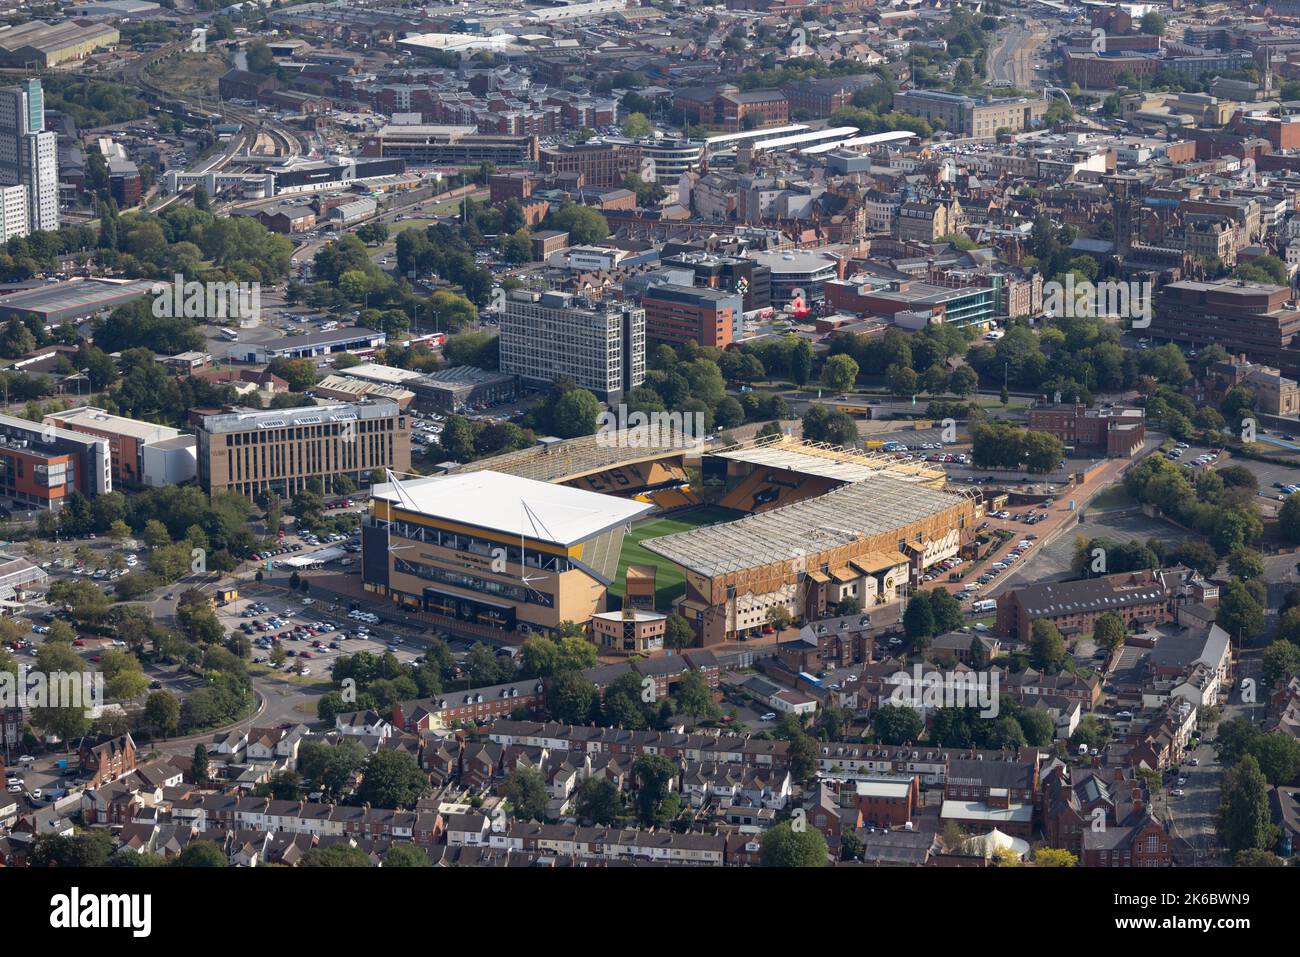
(820, 353, 859, 393)
(1263, 641, 1300, 686)
(176, 840, 228, 867)
(632, 754, 680, 826)
(546, 671, 596, 724)
(759, 821, 828, 867)
(1217, 579, 1265, 644)
(1017, 708, 1055, 747)
(1280, 492, 1300, 544)
(30, 830, 115, 867)
(503, 766, 550, 821)
(1034, 847, 1078, 867)
(622, 112, 652, 139)
(144, 690, 180, 738)
(673, 669, 721, 721)
(355, 750, 429, 809)
(1218, 754, 1275, 854)
(665, 613, 694, 651)
(193, 744, 209, 785)
(887, 363, 919, 398)
(1234, 848, 1286, 867)
(873, 704, 923, 745)
(1092, 612, 1127, 655)
(301, 844, 372, 867)
(1141, 11, 1166, 35)
(1247, 732, 1300, 786)
(1029, 620, 1067, 671)
(549, 388, 602, 438)
(903, 592, 935, 641)
(384, 844, 430, 867)
(574, 776, 622, 825)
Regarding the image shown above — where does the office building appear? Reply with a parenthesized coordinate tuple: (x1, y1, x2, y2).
(0, 78, 57, 234)
(0, 412, 111, 509)
(194, 402, 410, 498)
(500, 290, 645, 401)
(43, 406, 183, 486)
(893, 89, 1047, 138)
(1151, 280, 1300, 377)
(641, 284, 741, 349)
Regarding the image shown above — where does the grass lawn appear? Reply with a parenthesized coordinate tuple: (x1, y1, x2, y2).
(608, 505, 743, 611)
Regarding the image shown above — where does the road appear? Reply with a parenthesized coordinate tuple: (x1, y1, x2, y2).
(988, 21, 1050, 89)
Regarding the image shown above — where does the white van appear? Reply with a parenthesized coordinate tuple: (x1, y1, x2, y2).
(971, 599, 997, 613)
(963, 583, 980, 592)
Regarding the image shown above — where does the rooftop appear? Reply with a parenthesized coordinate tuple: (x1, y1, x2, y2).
(372, 470, 653, 547)
(642, 474, 967, 578)
(199, 402, 398, 435)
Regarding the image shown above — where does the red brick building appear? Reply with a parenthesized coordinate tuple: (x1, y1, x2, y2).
(1026, 402, 1145, 457)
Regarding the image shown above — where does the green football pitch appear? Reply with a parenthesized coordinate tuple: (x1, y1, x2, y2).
(607, 505, 743, 611)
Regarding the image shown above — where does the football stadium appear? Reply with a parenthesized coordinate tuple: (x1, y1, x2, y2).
(362, 431, 977, 647)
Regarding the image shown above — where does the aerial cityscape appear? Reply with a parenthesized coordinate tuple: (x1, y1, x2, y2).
(0, 0, 1291, 895)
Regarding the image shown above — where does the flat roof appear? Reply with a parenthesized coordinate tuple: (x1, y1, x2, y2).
(642, 475, 966, 578)
(373, 471, 653, 547)
(751, 126, 859, 151)
(451, 429, 698, 484)
(747, 248, 840, 274)
(940, 800, 1034, 824)
(46, 407, 180, 443)
(200, 402, 397, 435)
(854, 778, 915, 799)
(338, 363, 425, 385)
(711, 436, 947, 485)
(0, 278, 155, 316)
(262, 327, 386, 350)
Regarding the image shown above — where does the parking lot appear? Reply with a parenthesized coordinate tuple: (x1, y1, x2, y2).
(218, 593, 428, 679)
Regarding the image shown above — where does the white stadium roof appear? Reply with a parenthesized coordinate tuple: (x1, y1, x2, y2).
(280, 547, 347, 568)
(751, 126, 858, 151)
(800, 130, 918, 155)
(372, 470, 653, 547)
(705, 124, 807, 147)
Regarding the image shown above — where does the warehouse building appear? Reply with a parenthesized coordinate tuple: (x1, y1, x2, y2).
(0, 277, 156, 326)
(240, 327, 387, 363)
(0, 19, 119, 67)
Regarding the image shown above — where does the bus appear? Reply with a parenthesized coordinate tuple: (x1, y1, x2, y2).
(220, 327, 239, 341)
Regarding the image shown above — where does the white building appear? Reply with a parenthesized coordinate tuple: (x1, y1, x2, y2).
(0, 183, 26, 242)
(500, 289, 645, 401)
